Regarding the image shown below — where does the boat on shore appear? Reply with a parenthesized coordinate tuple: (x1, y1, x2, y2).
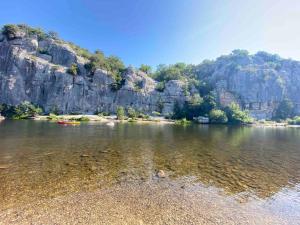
(57, 121, 80, 125)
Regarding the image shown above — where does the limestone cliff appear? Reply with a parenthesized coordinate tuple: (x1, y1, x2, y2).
(0, 27, 190, 116)
(1, 26, 300, 119)
(195, 50, 300, 119)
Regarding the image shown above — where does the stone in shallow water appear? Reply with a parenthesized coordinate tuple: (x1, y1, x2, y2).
(99, 150, 108, 153)
(65, 162, 78, 167)
(0, 165, 10, 169)
(44, 152, 55, 156)
(157, 170, 166, 178)
(90, 166, 97, 171)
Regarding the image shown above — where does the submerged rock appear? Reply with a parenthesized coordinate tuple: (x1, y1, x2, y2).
(156, 170, 166, 178)
(0, 165, 10, 169)
(65, 162, 78, 167)
(90, 166, 97, 171)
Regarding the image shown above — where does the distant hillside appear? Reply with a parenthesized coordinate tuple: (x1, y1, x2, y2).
(0, 24, 299, 120)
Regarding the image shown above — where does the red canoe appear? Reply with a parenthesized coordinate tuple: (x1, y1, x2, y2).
(57, 121, 80, 125)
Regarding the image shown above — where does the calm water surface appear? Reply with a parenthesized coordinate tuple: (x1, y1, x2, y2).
(0, 120, 300, 224)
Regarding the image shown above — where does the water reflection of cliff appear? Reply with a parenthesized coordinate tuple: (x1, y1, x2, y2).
(0, 121, 300, 209)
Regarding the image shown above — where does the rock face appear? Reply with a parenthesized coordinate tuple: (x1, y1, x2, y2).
(0, 32, 191, 115)
(1, 30, 300, 119)
(196, 51, 300, 119)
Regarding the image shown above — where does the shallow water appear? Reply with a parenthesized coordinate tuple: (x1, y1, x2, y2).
(0, 120, 300, 224)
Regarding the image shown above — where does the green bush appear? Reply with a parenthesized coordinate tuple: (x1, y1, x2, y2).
(1, 24, 51, 41)
(175, 118, 191, 126)
(105, 56, 125, 79)
(47, 113, 58, 120)
(288, 116, 300, 125)
(209, 109, 228, 124)
(2, 24, 20, 39)
(84, 51, 125, 82)
(28, 28, 47, 40)
(84, 50, 106, 74)
(103, 112, 111, 116)
(169, 93, 217, 121)
(67, 63, 79, 75)
(69, 42, 92, 59)
(97, 112, 110, 117)
(152, 111, 161, 117)
(152, 63, 191, 82)
(128, 118, 137, 123)
(137, 113, 150, 119)
(155, 82, 165, 92)
(127, 107, 137, 119)
(117, 106, 125, 120)
(75, 117, 90, 121)
(0, 102, 42, 119)
(225, 103, 253, 124)
(18, 24, 48, 40)
(139, 64, 152, 74)
(67, 116, 89, 122)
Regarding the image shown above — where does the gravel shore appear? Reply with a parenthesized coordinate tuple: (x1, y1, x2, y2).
(0, 180, 295, 225)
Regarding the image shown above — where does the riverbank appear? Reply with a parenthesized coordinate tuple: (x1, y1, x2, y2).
(252, 120, 300, 128)
(2, 114, 300, 127)
(35, 115, 300, 127)
(35, 114, 175, 124)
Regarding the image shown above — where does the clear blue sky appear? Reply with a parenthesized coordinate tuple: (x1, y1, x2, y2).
(1, 0, 300, 67)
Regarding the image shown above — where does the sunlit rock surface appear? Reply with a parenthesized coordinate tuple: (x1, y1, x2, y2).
(1, 30, 300, 119)
(0, 32, 190, 115)
(197, 51, 300, 119)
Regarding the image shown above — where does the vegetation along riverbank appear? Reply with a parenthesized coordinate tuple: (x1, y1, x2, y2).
(1, 101, 300, 127)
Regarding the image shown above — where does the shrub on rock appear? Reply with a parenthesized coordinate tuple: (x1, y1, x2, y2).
(209, 109, 228, 124)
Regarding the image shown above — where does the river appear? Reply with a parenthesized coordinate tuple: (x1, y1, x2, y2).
(0, 120, 299, 224)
